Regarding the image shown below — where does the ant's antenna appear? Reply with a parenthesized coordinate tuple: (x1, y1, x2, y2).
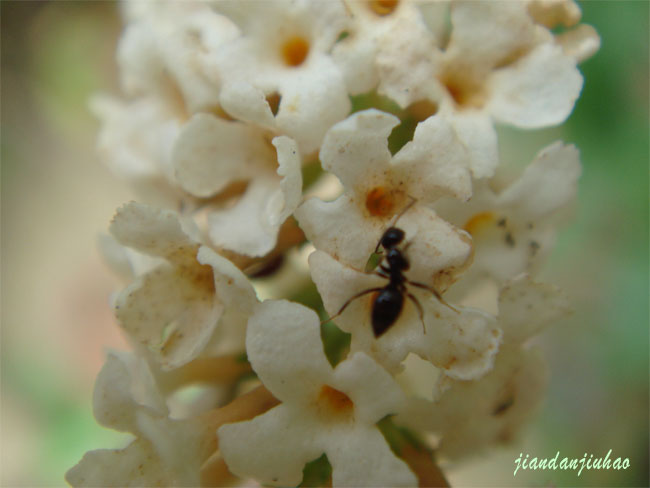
(391, 195, 417, 228)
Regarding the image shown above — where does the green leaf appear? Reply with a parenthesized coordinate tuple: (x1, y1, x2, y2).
(320, 321, 351, 367)
(300, 453, 332, 487)
(377, 415, 428, 456)
(364, 251, 383, 273)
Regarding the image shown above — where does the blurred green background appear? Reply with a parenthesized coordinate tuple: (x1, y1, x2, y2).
(1, 1, 647, 486)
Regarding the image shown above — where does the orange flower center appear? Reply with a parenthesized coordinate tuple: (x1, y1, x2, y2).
(365, 186, 396, 217)
(281, 36, 310, 67)
(369, 0, 399, 16)
(318, 385, 354, 418)
(439, 69, 486, 109)
(463, 211, 495, 235)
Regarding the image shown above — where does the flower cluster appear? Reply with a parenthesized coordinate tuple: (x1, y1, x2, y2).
(68, 1, 598, 486)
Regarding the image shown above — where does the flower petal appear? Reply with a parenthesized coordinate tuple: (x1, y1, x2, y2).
(66, 438, 168, 488)
(319, 109, 398, 192)
(172, 113, 273, 198)
(398, 345, 548, 460)
(415, 299, 501, 380)
(463, 223, 557, 283)
(528, 0, 582, 29)
(246, 300, 333, 403)
(435, 142, 581, 284)
(198, 245, 258, 357)
(114, 264, 223, 370)
(208, 178, 279, 256)
(207, 136, 301, 258)
(333, 352, 405, 425)
(498, 274, 570, 344)
(205, 135, 300, 257)
(275, 58, 351, 156)
(447, 1, 537, 70)
(331, 34, 379, 96)
(271, 136, 303, 226)
(198, 245, 257, 313)
(135, 413, 210, 487)
(392, 113, 473, 202)
(213, 41, 350, 154)
(374, 12, 440, 108)
(109, 202, 199, 267)
(219, 81, 277, 130)
(296, 195, 384, 270)
(118, 5, 238, 112)
(218, 405, 321, 487)
(498, 142, 581, 221)
(487, 43, 583, 128)
(556, 24, 601, 63)
(93, 351, 167, 433)
(446, 108, 499, 179)
(326, 425, 417, 487)
(91, 96, 180, 181)
(67, 414, 211, 488)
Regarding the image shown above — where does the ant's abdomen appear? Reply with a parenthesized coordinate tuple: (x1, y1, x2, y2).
(371, 288, 404, 337)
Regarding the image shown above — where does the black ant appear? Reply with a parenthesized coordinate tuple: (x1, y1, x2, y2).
(322, 200, 457, 338)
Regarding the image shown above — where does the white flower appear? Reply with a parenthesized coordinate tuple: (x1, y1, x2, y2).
(172, 116, 303, 257)
(396, 274, 570, 459)
(310, 250, 501, 378)
(65, 351, 211, 487)
(97, 1, 306, 257)
(95, 96, 303, 257)
(526, 0, 601, 63)
(110, 202, 257, 370)
(330, 0, 443, 96)
(295, 109, 473, 280)
(208, 0, 352, 154)
(72, 1, 598, 484)
(117, 1, 238, 113)
(91, 95, 184, 206)
(375, 0, 592, 179)
(527, 0, 582, 29)
(435, 141, 581, 285)
(218, 300, 417, 487)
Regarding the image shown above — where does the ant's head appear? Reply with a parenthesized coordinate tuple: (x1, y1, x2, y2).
(386, 248, 409, 271)
(380, 227, 405, 250)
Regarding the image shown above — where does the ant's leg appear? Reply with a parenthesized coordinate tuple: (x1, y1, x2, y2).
(407, 280, 460, 314)
(406, 291, 426, 334)
(321, 287, 384, 325)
